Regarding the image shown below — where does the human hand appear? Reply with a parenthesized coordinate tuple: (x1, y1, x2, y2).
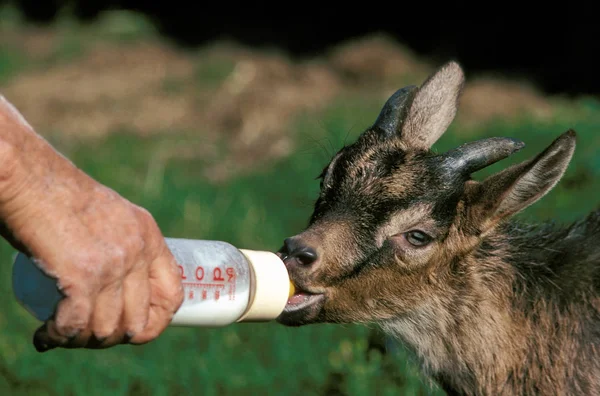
(0, 95, 184, 351)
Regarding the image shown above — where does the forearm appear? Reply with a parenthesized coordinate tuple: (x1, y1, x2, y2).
(0, 95, 95, 250)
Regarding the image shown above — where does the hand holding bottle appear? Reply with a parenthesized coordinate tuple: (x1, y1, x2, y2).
(0, 95, 184, 352)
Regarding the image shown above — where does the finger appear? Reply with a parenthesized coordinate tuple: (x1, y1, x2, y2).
(120, 268, 150, 343)
(129, 254, 183, 344)
(33, 322, 59, 352)
(85, 281, 124, 348)
(33, 316, 88, 352)
(33, 293, 93, 352)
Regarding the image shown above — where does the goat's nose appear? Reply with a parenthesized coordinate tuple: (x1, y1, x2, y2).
(281, 237, 318, 267)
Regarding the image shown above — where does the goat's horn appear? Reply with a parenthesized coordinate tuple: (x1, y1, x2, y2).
(372, 86, 418, 137)
(442, 137, 525, 175)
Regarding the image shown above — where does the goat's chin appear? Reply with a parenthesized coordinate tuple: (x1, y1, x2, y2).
(276, 293, 326, 326)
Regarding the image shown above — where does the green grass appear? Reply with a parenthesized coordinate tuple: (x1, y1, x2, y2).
(3, 94, 600, 395)
(0, 97, 449, 395)
(1, 7, 600, 396)
(0, 123, 444, 395)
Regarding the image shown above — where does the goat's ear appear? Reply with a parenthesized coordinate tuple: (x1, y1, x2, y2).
(400, 61, 465, 150)
(470, 130, 576, 229)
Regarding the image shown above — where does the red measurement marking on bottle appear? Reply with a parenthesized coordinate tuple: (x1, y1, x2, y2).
(178, 265, 187, 280)
(201, 290, 207, 300)
(228, 284, 235, 301)
(215, 290, 220, 301)
(213, 267, 225, 281)
(182, 282, 225, 288)
(226, 267, 235, 282)
(188, 290, 194, 299)
(195, 266, 205, 281)
(226, 267, 236, 300)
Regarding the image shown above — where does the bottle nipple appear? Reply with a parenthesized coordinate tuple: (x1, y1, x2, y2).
(289, 280, 296, 298)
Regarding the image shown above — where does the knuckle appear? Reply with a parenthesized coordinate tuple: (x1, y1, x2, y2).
(105, 245, 127, 271)
(164, 283, 184, 310)
(55, 314, 89, 338)
(90, 238, 145, 281)
(119, 235, 145, 266)
(79, 245, 127, 282)
(54, 276, 76, 295)
(134, 206, 157, 230)
(54, 296, 92, 337)
(135, 208, 163, 246)
(72, 252, 112, 283)
(71, 250, 99, 272)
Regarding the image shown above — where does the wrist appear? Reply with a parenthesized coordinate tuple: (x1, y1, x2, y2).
(0, 132, 86, 223)
(0, 136, 31, 205)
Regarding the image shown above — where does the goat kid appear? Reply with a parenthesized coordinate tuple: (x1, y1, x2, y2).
(276, 61, 600, 395)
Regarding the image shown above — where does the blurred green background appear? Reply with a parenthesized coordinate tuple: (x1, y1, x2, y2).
(1, 6, 599, 395)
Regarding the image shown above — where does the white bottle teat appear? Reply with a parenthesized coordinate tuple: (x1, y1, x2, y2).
(236, 249, 292, 322)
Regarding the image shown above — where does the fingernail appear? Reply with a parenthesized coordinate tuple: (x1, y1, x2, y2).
(87, 335, 107, 349)
(124, 331, 135, 343)
(33, 337, 54, 353)
(67, 333, 80, 342)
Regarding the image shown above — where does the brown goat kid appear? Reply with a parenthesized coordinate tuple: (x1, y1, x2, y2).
(276, 62, 600, 395)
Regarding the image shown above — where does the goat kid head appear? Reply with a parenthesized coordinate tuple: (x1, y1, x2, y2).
(276, 61, 576, 327)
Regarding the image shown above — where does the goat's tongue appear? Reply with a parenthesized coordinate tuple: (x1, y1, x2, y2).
(287, 292, 310, 305)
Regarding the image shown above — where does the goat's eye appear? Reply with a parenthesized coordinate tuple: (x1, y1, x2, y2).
(405, 230, 432, 247)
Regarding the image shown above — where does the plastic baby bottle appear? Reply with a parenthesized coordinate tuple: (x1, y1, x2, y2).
(12, 238, 295, 327)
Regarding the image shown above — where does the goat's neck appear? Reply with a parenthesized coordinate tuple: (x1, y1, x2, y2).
(381, 219, 600, 394)
(380, 271, 523, 395)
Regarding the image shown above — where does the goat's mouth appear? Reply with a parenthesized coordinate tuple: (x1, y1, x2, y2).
(276, 287, 326, 326)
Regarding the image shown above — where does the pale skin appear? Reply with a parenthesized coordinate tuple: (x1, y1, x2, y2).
(0, 95, 184, 352)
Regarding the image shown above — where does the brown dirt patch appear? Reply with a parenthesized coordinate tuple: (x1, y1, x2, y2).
(327, 34, 430, 86)
(199, 45, 341, 181)
(457, 77, 554, 129)
(1, 27, 557, 181)
(3, 40, 198, 137)
(0, 28, 59, 60)
(2, 38, 342, 181)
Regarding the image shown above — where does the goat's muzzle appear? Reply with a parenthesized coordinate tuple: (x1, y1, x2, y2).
(278, 237, 319, 267)
(276, 236, 326, 326)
